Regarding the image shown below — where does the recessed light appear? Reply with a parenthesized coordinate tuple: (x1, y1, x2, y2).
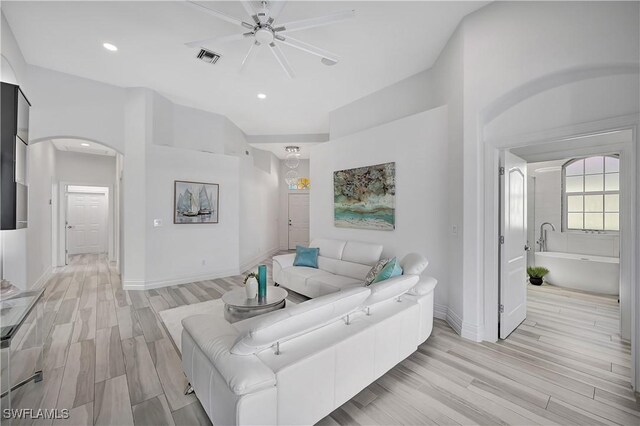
(257, 93, 267, 100)
(103, 42, 118, 52)
(81, 143, 90, 147)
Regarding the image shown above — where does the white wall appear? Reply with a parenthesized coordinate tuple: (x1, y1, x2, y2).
(532, 167, 562, 245)
(311, 106, 450, 309)
(327, 27, 463, 322)
(55, 150, 116, 185)
(239, 149, 280, 272)
(279, 159, 310, 250)
(144, 145, 241, 287)
(26, 142, 56, 288)
(27, 65, 126, 153)
(121, 89, 280, 289)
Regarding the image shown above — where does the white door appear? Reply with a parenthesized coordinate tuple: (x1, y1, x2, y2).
(67, 192, 107, 256)
(499, 151, 529, 339)
(288, 194, 310, 249)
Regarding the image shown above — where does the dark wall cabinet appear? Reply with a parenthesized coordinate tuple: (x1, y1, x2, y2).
(1, 83, 30, 230)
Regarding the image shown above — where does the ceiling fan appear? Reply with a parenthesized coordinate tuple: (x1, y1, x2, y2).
(185, 1, 355, 78)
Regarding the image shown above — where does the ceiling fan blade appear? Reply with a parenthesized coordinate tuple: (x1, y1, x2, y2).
(240, 1, 259, 24)
(269, 42, 295, 79)
(240, 41, 259, 72)
(276, 35, 339, 64)
(267, 1, 287, 23)
(187, 1, 254, 30)
(185, 32, 251, 48)
(274, 9, 355, 33)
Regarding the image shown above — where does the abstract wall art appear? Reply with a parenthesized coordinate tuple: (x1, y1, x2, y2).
(333, 162, 395, 230)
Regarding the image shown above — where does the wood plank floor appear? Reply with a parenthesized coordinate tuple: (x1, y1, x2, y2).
(8, 254, 639, 425)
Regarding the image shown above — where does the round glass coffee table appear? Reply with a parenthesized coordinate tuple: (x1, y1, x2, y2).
(222, 287, 288, 323)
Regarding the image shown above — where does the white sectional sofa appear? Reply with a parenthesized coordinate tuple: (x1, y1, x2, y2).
(181, 239, 437, 425)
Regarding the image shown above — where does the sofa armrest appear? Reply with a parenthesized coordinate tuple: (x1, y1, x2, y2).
(182, 315, 276, 396)
(272, 253, 296, 284)
(408, 276, 438, 296)
(273, 253, 296, 269)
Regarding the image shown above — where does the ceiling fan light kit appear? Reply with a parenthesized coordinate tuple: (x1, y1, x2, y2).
(185, 1, 355, 78)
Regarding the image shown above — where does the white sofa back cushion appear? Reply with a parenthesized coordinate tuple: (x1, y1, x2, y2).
(342, 241, 383, 266)
(400, 253, 429, 276)
(365, 275, 420, 307)
(309, 239, 346, 260)
(231, 287, 371, 355)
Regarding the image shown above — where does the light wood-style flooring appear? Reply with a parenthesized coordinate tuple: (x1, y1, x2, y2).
(7, 254, 639, 425)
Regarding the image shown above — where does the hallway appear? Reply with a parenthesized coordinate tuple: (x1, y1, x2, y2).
(7, 255, 639, 425)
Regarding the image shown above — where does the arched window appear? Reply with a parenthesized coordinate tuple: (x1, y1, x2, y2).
(563, 155, 619, 231)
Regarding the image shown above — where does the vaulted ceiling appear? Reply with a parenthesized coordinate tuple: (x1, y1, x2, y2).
(3, 1, 488, 135)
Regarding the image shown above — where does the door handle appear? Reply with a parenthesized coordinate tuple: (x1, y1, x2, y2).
(67, 225, 74, 229)
(524, 244, 531, 251)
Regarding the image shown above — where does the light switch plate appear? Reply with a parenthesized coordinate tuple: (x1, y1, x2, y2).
(153, 219, 163, 227)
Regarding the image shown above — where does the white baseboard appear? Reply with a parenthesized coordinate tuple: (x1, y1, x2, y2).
(461, 321, 484, 342)
(434, 303, 448, 320)
(445, 307, 463, 335)
(239, 247, 280, 274)
(433, 304, 483, 342)
(31, 267, 53, 291)
(122, 279, 146, 290)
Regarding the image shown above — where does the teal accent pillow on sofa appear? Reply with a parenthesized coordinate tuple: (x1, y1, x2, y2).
(293, 246, 319, 268)
(372, 257, 403, 284)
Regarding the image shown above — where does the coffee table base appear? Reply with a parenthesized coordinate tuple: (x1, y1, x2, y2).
(224, 299, 286, 323)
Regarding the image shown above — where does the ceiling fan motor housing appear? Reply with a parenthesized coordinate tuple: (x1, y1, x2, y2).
(255, 27, 274, 44)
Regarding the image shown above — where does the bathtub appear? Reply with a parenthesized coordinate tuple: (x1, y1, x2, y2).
(534, 251, 619, 295)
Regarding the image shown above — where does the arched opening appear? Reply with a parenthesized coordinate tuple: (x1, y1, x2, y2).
(478, 66, 638, 388)
(28, 136, 123, 275)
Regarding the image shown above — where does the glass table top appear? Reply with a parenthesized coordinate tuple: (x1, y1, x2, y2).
(0, 290, 44, 348)
(222, 287, 288, 309)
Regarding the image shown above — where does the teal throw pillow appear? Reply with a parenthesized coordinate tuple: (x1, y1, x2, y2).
(293, 246, 319, 268)
(372, 257, 403, 284)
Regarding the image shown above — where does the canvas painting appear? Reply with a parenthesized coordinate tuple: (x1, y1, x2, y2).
(174, 181, 219, 224)
(334, 162, 395, 230)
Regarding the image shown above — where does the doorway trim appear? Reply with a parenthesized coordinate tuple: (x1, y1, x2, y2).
(56, 181, 115, 266)
(482, 115, 638, 389)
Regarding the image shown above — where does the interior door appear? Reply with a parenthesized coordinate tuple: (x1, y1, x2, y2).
(499, 151, 528, 339)
(288, 193, 310, 249)
(66, 192, 107, 256)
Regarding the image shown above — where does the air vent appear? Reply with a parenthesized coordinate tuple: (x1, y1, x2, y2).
(197, 48, 221, 64)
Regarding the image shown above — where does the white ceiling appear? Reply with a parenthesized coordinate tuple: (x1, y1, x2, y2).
(3, 1, 488, 135)
(51, 138, 116, 156)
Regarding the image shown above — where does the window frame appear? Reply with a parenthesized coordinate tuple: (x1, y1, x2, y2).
(561, 154, 620, 233)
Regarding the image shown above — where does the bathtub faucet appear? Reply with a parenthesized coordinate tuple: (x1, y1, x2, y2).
(538, 222, 556, 252)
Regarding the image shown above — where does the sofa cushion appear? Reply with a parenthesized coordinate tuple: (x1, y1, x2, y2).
(342, 241, 383, 266)
(400, 253, 429, 276)
(293, 246, 319, 268)
(309, 239, 346, 260)
(182, 315, 276, 395)
(230, 287, 371, 355)
(306, 274, 363, 291)
(372, 257, 403, 284)
(365, 275, 419, 307)
(364, 258, 390, 286)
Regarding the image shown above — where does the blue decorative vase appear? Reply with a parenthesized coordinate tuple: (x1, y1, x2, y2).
(258, 265, 267, 299)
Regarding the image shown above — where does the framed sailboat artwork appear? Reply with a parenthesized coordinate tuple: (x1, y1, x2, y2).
(174, 181, 219, 224)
